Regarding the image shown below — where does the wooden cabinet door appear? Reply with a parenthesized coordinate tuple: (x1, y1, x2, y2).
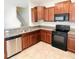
(55, 1, 70, 14)
(29, 33, 33, 46)
(40, 30, 45, 42)
(40, 30, 52, 44)
(37, 30, 41, 41)
(22, 30, 40, 50)
(31, 32, 37, 45)
(37, 6, 45, 20)
(35, 30, 40, 43)
(30, 31, 40, 45)
(31, 7, 37, 22)
(22, 34, 25, 50)
(22, 33, 31, 50)
(67, 34, 75, 53)
(48, 7, 54, 22)
(34, 32, 39, 43)
(31, 8, 35, 22)
(22, 34, 28, 50)
(4, 40, 7, 59)
(46, 31, 52, 44)
(44, 8, 49, 21)
(32, 6, 45, 21)
(69, 3, 75, 22)
(55, 2, 64, 14)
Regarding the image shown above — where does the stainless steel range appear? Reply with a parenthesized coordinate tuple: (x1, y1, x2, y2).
(52, 25, 70, 51)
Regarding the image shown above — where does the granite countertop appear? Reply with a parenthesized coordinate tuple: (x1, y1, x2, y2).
(68, 28, 75, 35)
(68, 31, 75, 35)
(4, 26, 75, 39)
(4, 26, 39, 38)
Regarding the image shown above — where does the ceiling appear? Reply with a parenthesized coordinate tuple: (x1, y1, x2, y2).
(5, 0, 75, 7)
(30, 0, 68, 7)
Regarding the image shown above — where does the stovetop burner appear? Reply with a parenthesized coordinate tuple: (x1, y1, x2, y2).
(56, 25, 70, 32)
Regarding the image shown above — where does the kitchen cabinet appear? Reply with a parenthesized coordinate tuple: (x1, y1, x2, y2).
(31, 1, 75, 22)
(44, 8, 49, 21)
(40, 30, 52, 44)
(37, 6, 45, 20)
(4, 40, 7, 59)
(55, 1, 70, 14)
(67, 34, 75, 53)
(69, 3, 75, 22)
(48, 7, 54, 22)
(54, 1, 75, 22)
(22, 33, 29, 50)
(30, 30, 40, 45)
(22, 30, 40, 50)
(44, 7, 54, 22)
(31, 7, 37, 22)
(31, 6, 45, 22)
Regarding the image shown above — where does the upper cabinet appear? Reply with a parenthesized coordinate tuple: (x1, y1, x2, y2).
(54, 1, 75, 22)
(36, 6, 45, 20)
(44, 8, 49, 21)
(69, 3, 75, 22)
(55, 1, 70, 14)
(48, 7, 54, 22)
(31, 6, 45, 22)
(31, 7, 37, 22)
(44, 7, 54, 22)
(31, 1, 75, 22)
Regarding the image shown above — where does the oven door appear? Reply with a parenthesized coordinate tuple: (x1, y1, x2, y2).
(52, 31, 67, 51)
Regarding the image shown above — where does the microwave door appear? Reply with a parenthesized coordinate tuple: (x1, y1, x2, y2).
(55, 16, 64, 21)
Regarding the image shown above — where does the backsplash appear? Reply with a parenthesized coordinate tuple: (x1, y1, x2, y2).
(31, 22, 75, 29)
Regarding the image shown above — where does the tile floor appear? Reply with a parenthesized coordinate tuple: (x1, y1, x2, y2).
(9, 41, 75, 59)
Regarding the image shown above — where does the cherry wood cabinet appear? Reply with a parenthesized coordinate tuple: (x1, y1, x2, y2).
(55, 1, 75, 22)
(30, 30, 40, 45)
(44, 8, 49, 21)
(31, 7, 37, 22)
(32, 6, 45, 22)
(22, 33, 29, 50)
(44, 7, 54, 22)
(40, 30, 52, 44)
(55, 1, 70, 14)
(22, 30, 40, 50)
(32, 6, 54, 22)
(48, 7, 54, 22)
(5, 29, 75, 58)
(31, 1, 75, 22)
(67, 34, 75, 53)
(4, 40, 7, 59)
(37, 6, 45, 20)
(69, 3, 75, 22)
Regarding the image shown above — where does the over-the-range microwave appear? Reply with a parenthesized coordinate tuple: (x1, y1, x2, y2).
(54, 13, 69, 21)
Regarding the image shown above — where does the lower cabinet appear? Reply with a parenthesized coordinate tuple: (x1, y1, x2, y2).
(22, 29, 75, 53)
(4, 40, 7, 59)
(22, 29, 52, 50)
(5, 29, 75, 59)
(22, 30, 40, 50)
(67, 34, 75, 53)
(40, 30, 52, 44)
(22, 33, 28, 50)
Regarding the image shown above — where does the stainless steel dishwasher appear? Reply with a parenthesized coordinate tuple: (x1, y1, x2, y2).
(6, 35, 22, 58)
